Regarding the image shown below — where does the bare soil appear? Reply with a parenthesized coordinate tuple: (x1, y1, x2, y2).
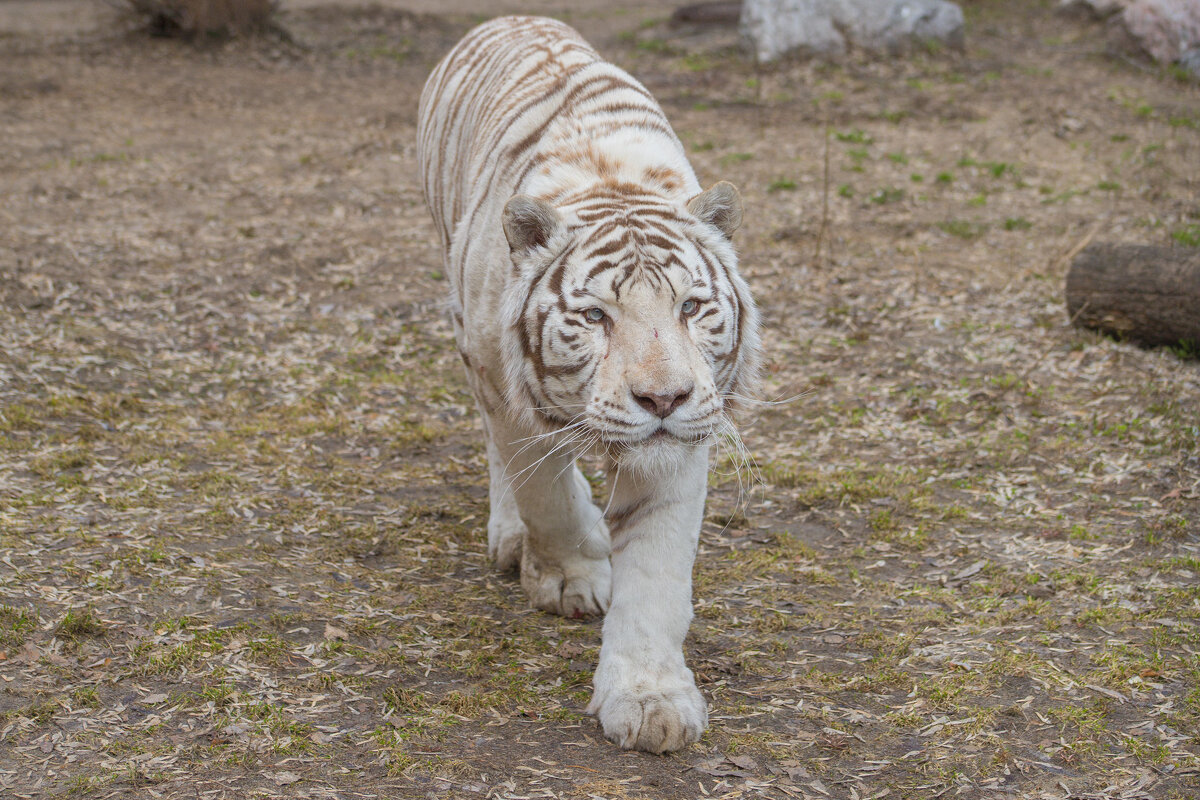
(1, 1, 1198, 798)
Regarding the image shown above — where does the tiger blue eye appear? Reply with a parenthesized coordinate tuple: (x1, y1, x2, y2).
(584, 307, 606, 323)
(681, 299, 698, 316)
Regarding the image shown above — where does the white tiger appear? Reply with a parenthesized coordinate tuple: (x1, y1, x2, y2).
(417, 16, 761, 753)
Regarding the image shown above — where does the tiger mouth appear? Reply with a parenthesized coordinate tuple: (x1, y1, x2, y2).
(593, 429, 676, 454)
(610, 427, 708, 447)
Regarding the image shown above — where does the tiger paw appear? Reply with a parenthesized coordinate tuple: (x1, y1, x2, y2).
(519, 545, 611, 618)
(487, 513, 525, 572)
(587, 669, 707, 753)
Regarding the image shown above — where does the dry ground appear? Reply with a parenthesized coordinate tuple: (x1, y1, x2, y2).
(1, 1, 1199, 798)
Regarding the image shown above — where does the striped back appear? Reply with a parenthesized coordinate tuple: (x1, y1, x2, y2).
(418, 15, 699, 259)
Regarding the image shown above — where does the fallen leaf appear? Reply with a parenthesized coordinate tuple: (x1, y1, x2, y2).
(690, 757, 752, 778)
(269, 771, 301, 785)
(555, 641, 584, 658)
(17, 641, 40, 664)
(952, 559, 987, 582)
(727, 754, 758, 770)
(778, 759, 812, 780)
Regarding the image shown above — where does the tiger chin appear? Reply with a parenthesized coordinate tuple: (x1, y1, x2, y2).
(417, 15, 761, 753)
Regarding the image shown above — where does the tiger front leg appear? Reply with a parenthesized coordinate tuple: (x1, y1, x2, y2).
(587, 446, 709, 753)
(487, 413, 612, 618)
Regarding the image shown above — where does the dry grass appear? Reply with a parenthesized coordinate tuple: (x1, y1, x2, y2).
(0, 1, 1198, 798)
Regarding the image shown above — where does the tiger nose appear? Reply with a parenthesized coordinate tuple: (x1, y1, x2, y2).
(632, 385, 693, 418)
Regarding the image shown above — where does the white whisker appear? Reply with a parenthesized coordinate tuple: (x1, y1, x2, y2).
(722, 389, 812, 408)
(505, 423, 594, 495)
(507, 415, 588, 447)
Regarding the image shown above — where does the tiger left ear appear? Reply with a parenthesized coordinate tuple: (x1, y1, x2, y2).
(687, 181, 743, 239)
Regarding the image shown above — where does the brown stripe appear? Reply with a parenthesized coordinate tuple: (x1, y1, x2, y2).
(606, 495, 665, 550)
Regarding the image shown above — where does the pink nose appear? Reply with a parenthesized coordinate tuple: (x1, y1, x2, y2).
(632, 386, 692, 418)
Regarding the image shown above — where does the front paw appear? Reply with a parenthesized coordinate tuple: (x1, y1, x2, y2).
(587, 668, 707, 753)
(520, 545, 611, 618)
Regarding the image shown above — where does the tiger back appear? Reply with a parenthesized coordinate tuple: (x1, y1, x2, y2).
(419, 15, 699, 266)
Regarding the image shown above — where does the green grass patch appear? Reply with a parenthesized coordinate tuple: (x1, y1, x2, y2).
(0, 605, 37, 649)
(938, 220, 988, 239)
(1171, 224, 1200, 247)
(834, 128, 872, 144)
(869, 186, 904, 205)
(720, 152, 754, 166)
(56, 608, 104, 640)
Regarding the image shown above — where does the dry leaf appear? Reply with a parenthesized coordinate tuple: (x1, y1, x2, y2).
(727, 754, 758, 770)
(269, 771, 301, 785)
(952, 559, 987, 581)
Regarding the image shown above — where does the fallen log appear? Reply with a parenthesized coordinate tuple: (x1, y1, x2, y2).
(1065, 242, 1200, 349)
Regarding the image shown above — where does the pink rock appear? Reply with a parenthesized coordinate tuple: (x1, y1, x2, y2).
(1122, 0, 1200, 63)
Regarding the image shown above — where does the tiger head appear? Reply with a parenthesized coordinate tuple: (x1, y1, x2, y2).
(499, 182, 761, 472)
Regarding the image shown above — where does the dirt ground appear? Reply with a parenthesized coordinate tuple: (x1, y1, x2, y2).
(2, 1, 1199, 798)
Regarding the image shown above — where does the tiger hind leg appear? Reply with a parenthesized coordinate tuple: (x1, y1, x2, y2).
(485, 436, 525, 572)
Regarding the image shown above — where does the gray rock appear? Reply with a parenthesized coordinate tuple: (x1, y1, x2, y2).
(740, 0, 965, 62)
(1121, 0, 1200, 64)
(1178, 46, 1200, 78)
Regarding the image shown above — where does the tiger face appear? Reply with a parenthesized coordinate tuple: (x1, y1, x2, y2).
(499, 182, 760, 470)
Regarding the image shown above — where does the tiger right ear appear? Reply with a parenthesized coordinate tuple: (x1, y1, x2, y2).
(502, 195, 562, 255)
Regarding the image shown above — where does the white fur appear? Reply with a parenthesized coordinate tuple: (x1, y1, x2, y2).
(417, 16, 761, 753)
(586, 447, 710, 753)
